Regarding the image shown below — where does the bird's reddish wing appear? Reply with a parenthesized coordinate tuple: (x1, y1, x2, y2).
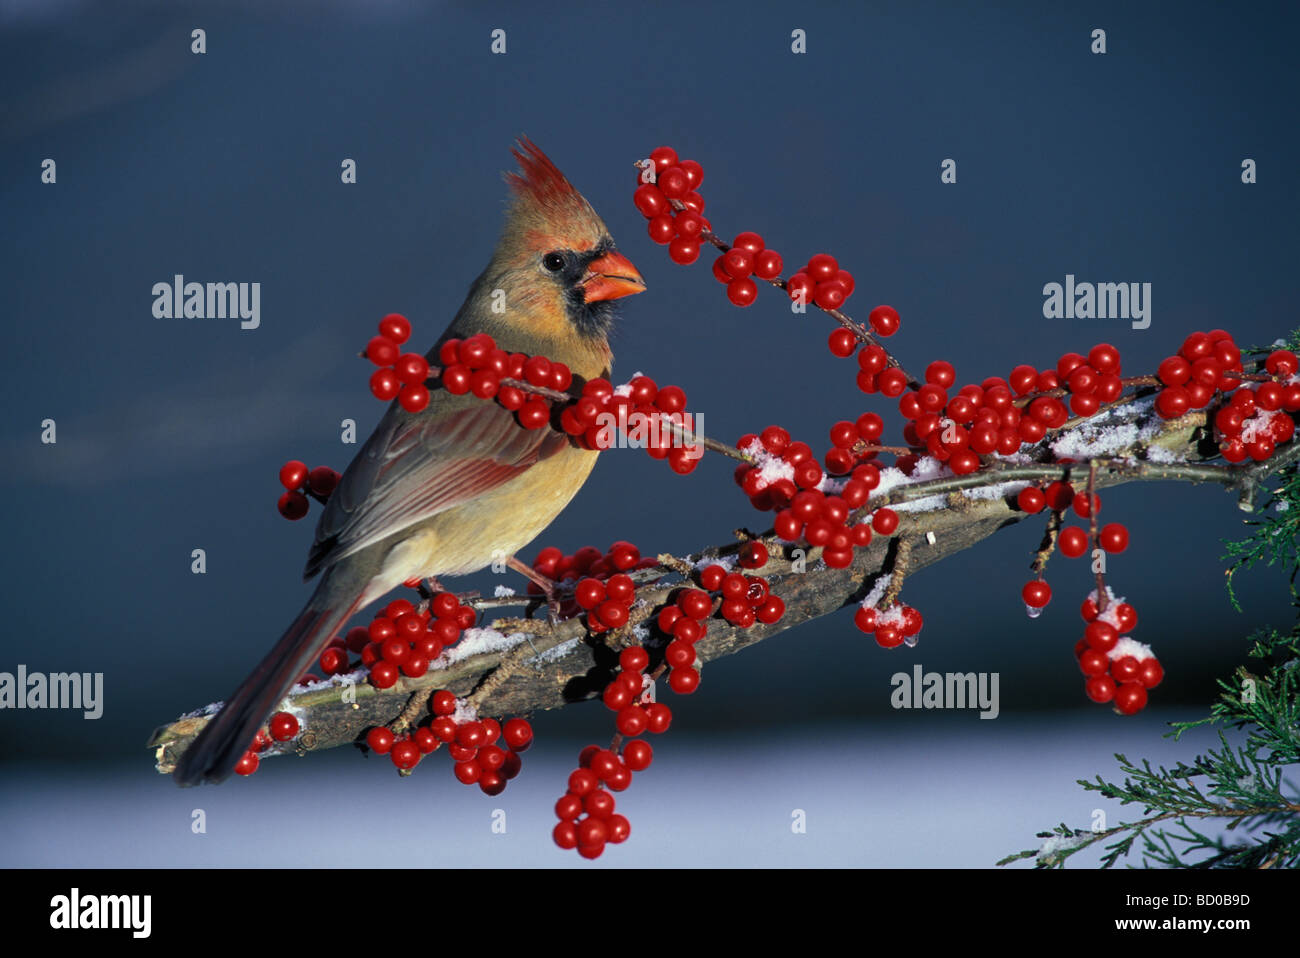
(304, 397, 568, 579)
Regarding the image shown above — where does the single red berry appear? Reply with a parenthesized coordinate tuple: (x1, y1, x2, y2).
(738, 541, 769, 569)
(669, 667, 700, 694)
(622, 739, 653, 772)
(828, 327, 857, 358)
(669, 236, 700, 265)
(234, 751, 259, 776)
(277, 491, 309, 521)
(1022, 580, 1051, 608)
(366, 727, 395, 754)
(378, 313, 410, 344)
(1113, 682, 1148, 715)
(644, 702, 673, 734)
(269, 712, 299, 742)
(1138, 658, 1164, 689)
(1085, 675, 1116, 704)
(1099, 523, 1129, 553)
(1017, 487, 1046, 514)
(1059, 526, 1088, 558)
(753, 248, 783, 280)
(369, 661, 399, 689)
(647, 214, 675, 245)
(727, 277, 758, 307)
(553, 821, 578, 850)
(1085, 621, 1119, 652)
(872, 509, 899, 535)
(390, 740, 420, 770)
(868, 305, 901, 337)
(619, 646, 650, 673)
(278, 460, 308, 490)
(633, 183, 668, 218)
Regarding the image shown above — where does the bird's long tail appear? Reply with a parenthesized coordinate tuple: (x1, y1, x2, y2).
(172, 569, 364, 786)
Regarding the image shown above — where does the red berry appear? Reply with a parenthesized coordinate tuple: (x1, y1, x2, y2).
(553, 821, 578, 849)
(378, 313, 411, 344)
(828, 327, 857, 358)
(390, 741, 420, 770)
(727, 277, 758, 307)
(1085, 675, 1116, 704)
(278, 460, 309, 490)
(1113, 682, 1148, 715)
(647, 215, 675, 245)
(868, 305, 900, 337)
(1085, 621, 1118, 652)
(1059, 526, 1088, 558)
(1138, 658, 1164, 689)
(633, 183, 668, 218)
(1099, 523, 1129, 553)
(366, 727, 395, 754)
(1022, 580, 1051, 608)
(738, 541, 769, 569)
(669, 236, 700, 265)
(269, 712, 299, 742)
(369, 661, 399, 689)
(669, 667, 700, 694)
(753, 249, 783, 280)
(871, 509, 899, 535)
(1017, 487, 1046, 514)
(234, 751, 259, 776)
(644, 702, 673, 733)
(1111, 655, 1141, 683)
(277, 491, 309, 521)
(622, 739, 653, 772)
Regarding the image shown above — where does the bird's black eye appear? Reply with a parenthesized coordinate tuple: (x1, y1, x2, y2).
(542, 252, 566, 272)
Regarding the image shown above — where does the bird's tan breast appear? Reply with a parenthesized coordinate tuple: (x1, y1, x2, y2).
(396, 444, 600, 578)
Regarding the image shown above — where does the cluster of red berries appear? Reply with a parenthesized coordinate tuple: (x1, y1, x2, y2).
(315, 594, 474, 688)
(554, 646, 666, 859)
(633, 146, 708, 265)
(365, 693, 534, 793)
(730, 425, 896, 568)
(559, 373, 701, 474)
(1214, 365, 1300, 462)
(436, 332, 572, 426)
(712, 230, 780, 304)
(787, 253, 856, 312)
(275, 459, 340, 520)
(1037, 343, 1124, 418)
(852, 601, 923, 648)
(709, 232, 783, 307)
(852, 340, 908, 395)
(1152, 330, 1246, 420)
(1074, 591, 1158, 714)
(530, 541, 658, 618)
(234, 710, 301, 776)
(365, 314, 435, 413)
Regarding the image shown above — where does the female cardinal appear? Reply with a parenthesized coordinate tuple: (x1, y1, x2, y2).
(173, 138, 645, 785)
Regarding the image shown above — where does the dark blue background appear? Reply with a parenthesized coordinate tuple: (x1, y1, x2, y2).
(1, 1, 1296, 866)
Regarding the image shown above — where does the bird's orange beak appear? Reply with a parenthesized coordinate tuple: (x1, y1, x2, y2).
(582, 251, 646, 303)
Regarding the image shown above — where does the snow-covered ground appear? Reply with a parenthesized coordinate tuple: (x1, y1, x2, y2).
(0, 710, 1234, 868)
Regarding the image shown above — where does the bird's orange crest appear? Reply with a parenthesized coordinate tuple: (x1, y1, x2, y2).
(505, 137, 605, 251)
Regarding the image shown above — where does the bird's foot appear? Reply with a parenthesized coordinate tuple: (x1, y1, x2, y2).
(504, 556, 563, 625)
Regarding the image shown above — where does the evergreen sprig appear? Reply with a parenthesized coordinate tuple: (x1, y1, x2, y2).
(1001, 418, 1300, 867)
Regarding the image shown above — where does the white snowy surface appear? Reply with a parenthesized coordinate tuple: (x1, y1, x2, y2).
(4, 711, 1232, 868)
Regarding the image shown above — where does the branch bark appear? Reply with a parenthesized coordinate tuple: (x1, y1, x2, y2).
(146, 405, 1299, 775)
